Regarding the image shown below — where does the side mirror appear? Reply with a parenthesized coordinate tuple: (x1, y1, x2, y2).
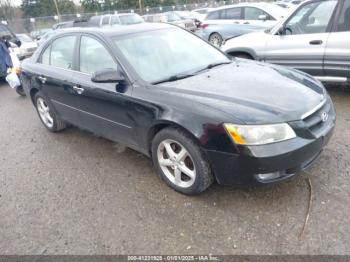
(277, 26, 286, 35)
(91, 68, 127, 93)
(258, 14, 267, 21)
(91, 68, 124, 83)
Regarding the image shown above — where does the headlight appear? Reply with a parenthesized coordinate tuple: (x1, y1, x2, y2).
(224, 123, 296, 145)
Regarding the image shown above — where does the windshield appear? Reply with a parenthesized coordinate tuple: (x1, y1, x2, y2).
(119, 14, 144, 25)
(17, 34, 32, 43)
(113, 28, 230, 83)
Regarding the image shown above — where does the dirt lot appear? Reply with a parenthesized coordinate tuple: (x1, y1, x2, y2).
(0, 81, 349, 255)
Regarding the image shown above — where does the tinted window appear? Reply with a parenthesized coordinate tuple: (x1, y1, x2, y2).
(119, 14, 144, 25)
(285, 0, 337, 34)
(223, 8, 242, 19)
(336, 0, 350, 32)
(79, 36, 117, 75)
(50, 36, 75, 69)
(111, 16, 120, 25)
(102, 15, 110, 25)
(206, 10, 220, 19)
(244, 7, 272, 20)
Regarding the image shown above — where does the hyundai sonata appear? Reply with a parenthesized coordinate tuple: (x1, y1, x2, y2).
(20, 24, 335, 195)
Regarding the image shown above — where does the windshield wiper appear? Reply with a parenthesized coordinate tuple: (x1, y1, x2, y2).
(152, 73, 195, 84)
(194, 61, 232, 74)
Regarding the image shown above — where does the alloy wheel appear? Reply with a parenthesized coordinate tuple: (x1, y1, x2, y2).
(157, 139, 196, 188)
(37, 97, 54, 128)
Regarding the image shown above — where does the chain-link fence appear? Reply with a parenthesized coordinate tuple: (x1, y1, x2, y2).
(3, 0, 262, 34)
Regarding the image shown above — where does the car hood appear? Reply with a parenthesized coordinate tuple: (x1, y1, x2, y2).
(222, 30, 269, 52)
(158, 60, 326, 124)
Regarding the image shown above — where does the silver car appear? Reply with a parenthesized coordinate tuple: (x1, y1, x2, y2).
(222, 0, 350, 83)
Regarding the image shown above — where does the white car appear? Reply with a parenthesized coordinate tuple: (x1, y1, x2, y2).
(204, 3, 288, 28)
(191, 8, 214, 21)
(14, 34, 38, 60)
(221, 0, 350, 83)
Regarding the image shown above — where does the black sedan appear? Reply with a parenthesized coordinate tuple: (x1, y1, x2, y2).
(20, 24, 335, 195)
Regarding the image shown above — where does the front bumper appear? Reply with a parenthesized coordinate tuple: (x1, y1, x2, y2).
(207, 127, 334, 186)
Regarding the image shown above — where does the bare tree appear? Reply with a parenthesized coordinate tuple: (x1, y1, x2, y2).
(0, 0, 15, 20)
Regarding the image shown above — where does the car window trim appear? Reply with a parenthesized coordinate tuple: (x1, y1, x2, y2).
(330, 0, 347, 32)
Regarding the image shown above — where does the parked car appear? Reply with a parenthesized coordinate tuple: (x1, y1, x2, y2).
(143, 12, 197, 32)
(222, 0, 350, 83)
(30, 28, 52, 41)
(21, 24, 335, 195)
(36, 30, 61, 46)
(204, 3, 288, 27)
(0, 23, 21, 78)
(52, 19, 90, 30)
(201, 3, 287, 46)
(14, 34, 38, 60)
(197, 23, 266, 46)
(89, 13, 145, 27)
(191, 8, 214, 21)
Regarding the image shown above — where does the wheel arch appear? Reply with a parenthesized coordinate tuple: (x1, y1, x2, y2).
(225, 47, 258, 60)
(146, 120, 202, 156)
(29, 87, 39, 104)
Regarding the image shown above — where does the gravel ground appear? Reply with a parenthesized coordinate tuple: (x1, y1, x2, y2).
(0, 81, 349, 255)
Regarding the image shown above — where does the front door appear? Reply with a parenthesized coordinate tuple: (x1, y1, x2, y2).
(264, 0, 338, 76)
(324, 0, 350, 78)
(60, 35, 136, 146)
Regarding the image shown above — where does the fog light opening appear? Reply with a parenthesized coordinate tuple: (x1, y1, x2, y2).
(256, 172, 281, 181)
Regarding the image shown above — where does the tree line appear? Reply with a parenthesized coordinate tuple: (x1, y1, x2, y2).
(0, 0, 197, 20)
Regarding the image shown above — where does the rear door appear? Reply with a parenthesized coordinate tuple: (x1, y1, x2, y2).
(324, 0, 350, 78)
(33, 35, 77, 116)
(205, 7, 243, 25)
(243, 7, 277, 27)
(264, 0, 338, 76)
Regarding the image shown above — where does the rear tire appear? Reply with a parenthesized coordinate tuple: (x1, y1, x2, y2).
(151, 127, 214, 195)
(34, 91, 66, 132)
(209, 33, 223, 47)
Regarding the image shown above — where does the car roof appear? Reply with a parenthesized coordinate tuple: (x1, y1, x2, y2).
(207, 2, 287, 18)
(51, 23, 174, 38)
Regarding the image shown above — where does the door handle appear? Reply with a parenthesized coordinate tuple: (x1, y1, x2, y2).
(73, 85, 84, 95)
(309, 40, 323, 45)
(38, 76, 47, 84)
(234, 21, 239, 24)
(243, 22, 250, 24)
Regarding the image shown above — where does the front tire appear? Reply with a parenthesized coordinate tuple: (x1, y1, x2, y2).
(34, 92, 66, 132)
(151, 127, 214, 195)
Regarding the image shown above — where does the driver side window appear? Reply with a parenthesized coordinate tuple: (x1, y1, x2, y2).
(79, 36, 117, 75)
(285, 0, 337, 35)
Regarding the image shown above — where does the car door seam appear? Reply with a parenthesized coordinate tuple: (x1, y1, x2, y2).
(51, 99, 132, 129)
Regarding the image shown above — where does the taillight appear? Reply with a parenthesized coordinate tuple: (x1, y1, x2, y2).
(199, 23, 209, 29)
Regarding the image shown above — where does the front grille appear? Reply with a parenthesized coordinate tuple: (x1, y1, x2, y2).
(301, 98, 334, 138)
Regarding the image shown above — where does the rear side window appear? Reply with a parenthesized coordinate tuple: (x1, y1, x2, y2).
(206, 10, 220, 19)
(0, 25, 15, 39)
(102, 15, 110, 25)
(223, 7, 242, 19)
(111, 16, 120, 25)
(42, 36, 76, 69)
(335, 0, 350, 32)
(244, 7, 273, 20)
(79, 36, 117, 75)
